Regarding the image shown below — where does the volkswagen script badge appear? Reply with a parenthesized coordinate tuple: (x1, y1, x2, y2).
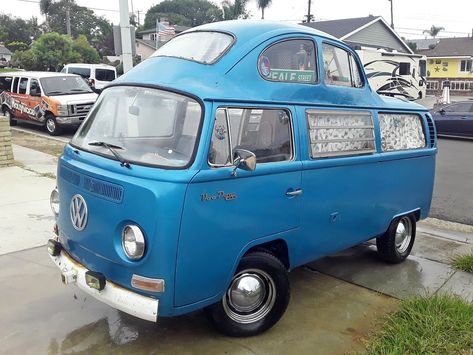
(70, 194, 88, 231)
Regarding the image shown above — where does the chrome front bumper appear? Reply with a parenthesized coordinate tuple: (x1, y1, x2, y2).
(49, 248, 159, 322)
(56, 116, 86, 125)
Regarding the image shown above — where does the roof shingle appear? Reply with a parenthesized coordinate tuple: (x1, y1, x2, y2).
(418, 37, 473, 57)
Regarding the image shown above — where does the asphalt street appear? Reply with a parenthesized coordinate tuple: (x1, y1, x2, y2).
(431, 138, 473, 225)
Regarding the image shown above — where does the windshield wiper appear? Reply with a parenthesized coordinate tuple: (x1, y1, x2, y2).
(88, 141, 131, 168)
(47, 90, 65, 95)
(70, 88, 91, 93)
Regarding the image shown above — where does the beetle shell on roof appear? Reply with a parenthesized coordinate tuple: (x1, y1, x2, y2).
(115, 20, 426, 112)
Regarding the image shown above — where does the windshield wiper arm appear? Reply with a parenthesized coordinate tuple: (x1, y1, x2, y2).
(88, 141, 130, 168)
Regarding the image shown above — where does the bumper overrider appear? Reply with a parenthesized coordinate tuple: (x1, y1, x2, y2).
(47, 239, 159, 322)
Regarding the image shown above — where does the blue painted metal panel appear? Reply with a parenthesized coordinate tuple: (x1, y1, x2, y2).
(53, 20, 437, 318)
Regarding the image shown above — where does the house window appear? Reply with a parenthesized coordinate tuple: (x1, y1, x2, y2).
(460, 60, 472, 72)
(306, 109, 375, 158)
(450, 81, 473, 91)
(426, 81, 439, 90)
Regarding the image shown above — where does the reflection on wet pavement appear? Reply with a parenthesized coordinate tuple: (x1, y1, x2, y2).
(0, 247, 397, 355)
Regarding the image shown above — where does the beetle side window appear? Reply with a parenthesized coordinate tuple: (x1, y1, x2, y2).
(258, 40, 317, 83)
(323, 43, 363, 87)
(307, 110, 375, 158)
(379, 113, 426, 152)
(209, 108, 293, 166)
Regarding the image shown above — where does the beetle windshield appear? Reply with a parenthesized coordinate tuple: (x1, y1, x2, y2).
(152, 31, 233, 64)
(71, 86, 202, 168)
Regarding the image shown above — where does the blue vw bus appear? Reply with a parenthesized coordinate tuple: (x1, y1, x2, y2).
(48, 21, 436, 337)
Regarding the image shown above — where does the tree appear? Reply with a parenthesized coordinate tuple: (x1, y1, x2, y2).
(257, 0, 272, 19)
(44, 0, 114, 55)
(31, 32, 76, 71)
(6, 41, 29, 52)
(222, 0, 249, 20)
(40, 0, 54, 29)
(73, 35, 100, 63)
(143, 0, 223, 28)
(423, 25, 445, 38)
(0, 14, 41, 45)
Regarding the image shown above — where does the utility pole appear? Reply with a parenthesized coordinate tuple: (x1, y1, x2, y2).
(119, 0, 133, 73)
(65, 4, 71, 36)
(305, 0, 313, 23)
(388, 0, 394, 29)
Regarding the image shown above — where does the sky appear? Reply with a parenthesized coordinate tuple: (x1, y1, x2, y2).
(2, 0, 473, 39)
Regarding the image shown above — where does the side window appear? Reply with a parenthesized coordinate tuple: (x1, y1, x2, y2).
(323, 43, 363, 88)
(399, 62, 411, 75)
(379, 113, 426, 152)
(209, 108, 293, 166)
(209, 109, 231, 166)
(258, 39, 317, 83)
(444, 103, 473, 113)
(12, 77, 19, 93)
(29, 79, 40, 95)
(18, 78, 28, 94)
(0, 76, 12, 92)
(307, 110, 375, 158)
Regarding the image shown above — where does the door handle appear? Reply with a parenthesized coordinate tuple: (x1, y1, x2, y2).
(286, 189, 303, 197)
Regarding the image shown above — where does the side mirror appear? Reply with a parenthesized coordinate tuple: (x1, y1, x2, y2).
(232, 148, 256, 176)
(439, 109, 446, 116)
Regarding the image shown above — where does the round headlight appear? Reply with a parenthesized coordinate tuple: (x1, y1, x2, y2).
(122, 225, 145, 260)
(50, 187, 60, 217)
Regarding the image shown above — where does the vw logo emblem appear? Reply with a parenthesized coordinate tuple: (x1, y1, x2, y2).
(70, 194, 88, 231)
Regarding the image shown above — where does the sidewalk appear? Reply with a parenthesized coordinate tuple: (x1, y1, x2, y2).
(1, 143, 472, 304)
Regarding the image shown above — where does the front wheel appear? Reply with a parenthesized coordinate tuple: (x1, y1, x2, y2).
(205, 252, 290, 337)
(3, 108, 17, 126)
(376, 215, 416, 264)
(45, 114, 61, 136)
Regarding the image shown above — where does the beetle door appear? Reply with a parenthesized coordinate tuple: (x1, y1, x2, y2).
(175, 107, 302, 307)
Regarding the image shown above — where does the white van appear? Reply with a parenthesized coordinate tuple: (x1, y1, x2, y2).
(62, 63, 117, 92)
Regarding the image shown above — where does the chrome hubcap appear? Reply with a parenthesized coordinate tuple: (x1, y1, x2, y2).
(46, 118, 55, 132)
(223, 269, 276, 324)
(395, 217, 412, 253)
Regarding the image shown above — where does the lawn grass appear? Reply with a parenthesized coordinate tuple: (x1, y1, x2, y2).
(0, 68, 19, 73)
(452, 253, 473, 273)
(365, 295, 473, 354)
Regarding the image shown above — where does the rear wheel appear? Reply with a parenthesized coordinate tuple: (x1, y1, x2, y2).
(205, 252, 290, 337)
(45, 114, 61, 136)
(3, 108, 17, 126)
(376, 215, 416, 264)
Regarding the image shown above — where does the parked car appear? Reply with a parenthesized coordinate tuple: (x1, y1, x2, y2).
(47, 21, 437, 337)
(0, 71, 98, 135)
(0, 58, 9, 68)
(431, 101, 473, 138)
(61, 63, 117, 93)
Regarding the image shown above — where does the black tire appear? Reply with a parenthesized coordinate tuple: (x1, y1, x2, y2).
(3, 108, 17, 126)
(205, 251, 290, 337)
(376, 214, 416, 264)
(45, 114, 61, 136)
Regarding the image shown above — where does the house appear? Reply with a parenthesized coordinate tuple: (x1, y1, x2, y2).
(301, 15, 413, 54)
(135, 24, 190, 60)
(0, 44, 12, 62)
(417, 36, 473, 95)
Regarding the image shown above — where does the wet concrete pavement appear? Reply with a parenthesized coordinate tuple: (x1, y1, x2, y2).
(2, 130, 473, 354)
(0, 247, 397, 355)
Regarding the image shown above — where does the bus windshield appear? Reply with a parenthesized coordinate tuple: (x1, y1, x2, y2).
(71, 86, 202, 168)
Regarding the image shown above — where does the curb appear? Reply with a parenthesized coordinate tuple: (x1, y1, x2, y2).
(12, 127, 71, 143)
